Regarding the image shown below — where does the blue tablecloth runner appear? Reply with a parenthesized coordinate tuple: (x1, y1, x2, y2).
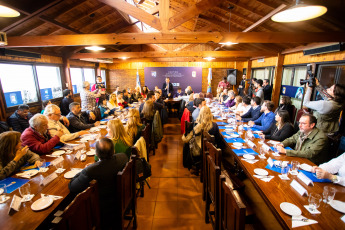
(243, 127, 260, 132)
(218, 126, 234, 130)
(269, 146, 293, 151)
(224, 137, 245, 143)
(233, 148, 258, 156)
(299, 170, 332, 183)
(216, 122, 228, 125)
(221, 131, 239, 136)
(265, 159, 291, 173)
(0, 177, 29, 193)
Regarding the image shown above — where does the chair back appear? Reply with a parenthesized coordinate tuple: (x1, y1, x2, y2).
(116, 152, 137, 230)
(54, 180, 100, 230)
(291, 105, 297, 123)
(141, 124, 151, 161)
(206, 141, 222, 167)
(219, 175, 246, 230)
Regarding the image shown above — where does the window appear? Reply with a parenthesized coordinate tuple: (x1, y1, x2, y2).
(101, 69, 106, 87)
(70, 67, 96, 94)
(252, 67, 275, 84)
(0, 63, 38, 107)
(36, 66, 63, 100)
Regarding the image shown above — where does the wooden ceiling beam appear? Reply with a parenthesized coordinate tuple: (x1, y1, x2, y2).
(99, 0, 162, 31)
(6, 32, 345, 47)
(159, 0, 170, 32)
(168, 0, 222, 30)
(111, 57, 249, 62)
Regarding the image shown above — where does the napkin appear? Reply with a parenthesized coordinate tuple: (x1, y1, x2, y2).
(242, 159, 259, 164)
(0, 196, 10, 203)
(291, 215, 317, 228)
(41, 194, 63, 200)
(253, 175, 274, 182)
(16, 172, 34, 179)
(21, 194, 34, 202)
(278, 175, 290, 180)
(38, 168, 49, 173)
(54, 168, 65, 174)
(304, 205, 321, 214)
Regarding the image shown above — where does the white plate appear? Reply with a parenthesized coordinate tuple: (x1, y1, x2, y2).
(330, 200, 345, 214)
(22, 169, 39, 177)
(86, 149, 96, 156)
(233, 142, 243, 147)
(64, 170, 81, 179)
(299, 163, 313, 172)
(52, 150, 65, 156)
(230, 133, 240, 138)
(31, 197, 54, 211)
(280, 202, 302, 216)
(243, 154, 255, 160)
(254, 168, 268, 176)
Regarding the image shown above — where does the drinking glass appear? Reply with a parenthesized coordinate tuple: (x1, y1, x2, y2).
(281, 166, 289, 178)
(238, 125, 243, 135)
(259, 134, 265, 144)
(0, 184, 7, 202)
(19, 183, 31, 201)
(38, 159, 46, 171)
(290, 161, 300, 175)
(259, 146, 266, 157)
(54, 161, 64, 173)
(323, 186, 336, 203)
(308, 193, 322, 211)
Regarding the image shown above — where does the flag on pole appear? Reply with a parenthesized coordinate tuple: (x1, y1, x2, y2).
(207, 68, 212, 93)
(136, 70, 141, 92)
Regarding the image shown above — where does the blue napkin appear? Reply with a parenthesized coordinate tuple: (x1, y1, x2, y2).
(218, 126, 234, 130)
(216, 122, 228, 125)
(299, 170, 332, 183)
(221, 131, 239, 136)
(0, 177, 29, 194)
(243, 127, 261, 132)
(233, 148, 258, 156)
(269, 146, 293, 151)
(101, 118, 111, 122)
(224, 137, 245, 143)
(253, 134, 260, 138)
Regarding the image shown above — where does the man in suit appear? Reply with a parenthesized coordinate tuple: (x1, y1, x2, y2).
(263, 79, 273, 100)
(69, 138, 128, 229)
(66, 102, 100, 133)
(162, 77, 174, 98)
(236, 97, 262, 122)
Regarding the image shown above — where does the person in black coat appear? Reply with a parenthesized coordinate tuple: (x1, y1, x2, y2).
(66, 102, 100, 133)
(162, 77, 174, 98)
(238, 74, 246, 96)
(236, 97, 262, 122)
(263, 79, 272, 100)
(69, 138, 128, 229)
(262, 110, 294, 141)
(60, 89, 74, 116)
(274, 96, 294, 122)
(7, 104, 33, 133)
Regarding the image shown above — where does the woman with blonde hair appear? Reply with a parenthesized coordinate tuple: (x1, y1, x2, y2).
(0, 131, 42, 180)
(231, 95, 243, 110)
(141, 100, 155, 121)
(107, 93, 119, 110)
(125, 109, 145, 144)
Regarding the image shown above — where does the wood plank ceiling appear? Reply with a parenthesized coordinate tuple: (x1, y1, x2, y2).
(0, 0, 345, 62)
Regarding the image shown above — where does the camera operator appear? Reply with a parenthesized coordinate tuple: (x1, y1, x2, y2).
(303, 75, 345, 134)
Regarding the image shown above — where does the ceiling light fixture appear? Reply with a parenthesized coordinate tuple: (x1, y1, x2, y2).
(0, 5, 20, 17)
(271, 0, 327, 23)
(120, 57, 128, 60)
(203, 57, 215, 61)
(219, 6, 238, 46)
(85, 46, 105, 51)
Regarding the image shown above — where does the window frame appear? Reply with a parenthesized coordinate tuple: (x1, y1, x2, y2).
(0, 60, 64, 112)
(69, 66, 96, 95)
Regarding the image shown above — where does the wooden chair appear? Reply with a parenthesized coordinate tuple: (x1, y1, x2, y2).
(141, 124, 151, 162)
(201, 132, 215, 201)
(205, 155, 221, 230)
(206, 141, 222, 167)
(219, 175, 247, 230)
(53, 180, 101, 230)
(116, 154, 137, 230)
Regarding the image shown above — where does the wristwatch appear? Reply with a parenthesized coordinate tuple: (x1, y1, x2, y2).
(332, 175, 339, 183)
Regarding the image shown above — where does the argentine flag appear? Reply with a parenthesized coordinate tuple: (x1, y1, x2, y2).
(136, 71, 141, 91)
(207, 68, 212, 93)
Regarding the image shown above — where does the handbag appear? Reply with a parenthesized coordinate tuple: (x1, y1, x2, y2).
(189, 128, 201, 157)
(136, 157, 152, 182)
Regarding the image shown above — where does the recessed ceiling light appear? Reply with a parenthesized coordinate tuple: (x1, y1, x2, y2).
(219, 41, 239, 46)
(203, 57, 215, 61)
(272, 0, 327, 23)
(85, 46, 105, 51)
(119, 57, 128, 60)
(0, 5, 20, 17)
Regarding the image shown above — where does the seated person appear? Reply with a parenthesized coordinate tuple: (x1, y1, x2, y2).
(141, 100, 155, 122)
(0, 131, 42, 180)
(8, 104, 33, 133)
(122, 89, 130, 104)
(224, 91, 236, 108)
(117, 92, 128, 108)
(98, 119, 133, 160)
(186, 93, 198, 113)
(130, 88, 141, 103)
(67, 102, 100, 133)
(41, 100, 51, 114)
(107, 93, 122, 110)
(69, 138, 128, 229)
(98, 98, 115, 119)
(173, 87, 184, 98)
(60, 89, 74, 116)
(312, 152, 345, 186)
(192, 98, 206, 122)
(230, 96, 242, 111)
(235, 96, 251, 116)
(141, 86, 149, 99)
(248, 100, 275, 132)
(125, 109, 145, 144)
(236, 97, 262, 122)
(277, 114, 329, 165)
(220, 88, 228, 104)
(261, 110, 294, 141)
(155, 90, 165, 105)
(21, 114, 62, 155)
(275, 96, 294, 123)
(139, 91, 164, 114)
(44, 104, 89, 142)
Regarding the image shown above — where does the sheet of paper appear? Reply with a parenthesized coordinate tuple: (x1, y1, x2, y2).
(9, 195, 21, 213)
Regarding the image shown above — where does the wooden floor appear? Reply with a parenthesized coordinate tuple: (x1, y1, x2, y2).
(132, 118, 212, 230)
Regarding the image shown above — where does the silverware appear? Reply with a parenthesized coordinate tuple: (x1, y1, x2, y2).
(289, 218, 309, 222)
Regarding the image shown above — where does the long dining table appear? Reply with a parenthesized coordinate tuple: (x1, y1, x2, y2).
(213, 107, 345, 229)
(0, 105, 141, 230)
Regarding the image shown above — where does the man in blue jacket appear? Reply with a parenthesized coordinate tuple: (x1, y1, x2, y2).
(236, 97, 262, 122)
(249, 100, 275, 132)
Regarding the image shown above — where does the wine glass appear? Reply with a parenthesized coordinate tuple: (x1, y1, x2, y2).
(308, 193, 322, 211)
(323, 186, 336, 204)
(259, 146, 266, 158)
(19, 183, 31, 202)
(38, 159, 46, 172)
(290, 161, 300, 175)
(259, 134, 265, 144)
(54, 161, 64, 173)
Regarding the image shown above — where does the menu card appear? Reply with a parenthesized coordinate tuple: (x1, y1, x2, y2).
(40, 173, 58, 186)
(267, 157, 274, 167)
(51, 157, 64, 166)
(297, 172, 314, 186)
(247, 140, 256, 148)
(8, 195, 21, 213)
(262, 144, 271, 152)
(290, 179, 308, 196)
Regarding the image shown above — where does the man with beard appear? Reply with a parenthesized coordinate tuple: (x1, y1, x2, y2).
(66, 102, 100, 133)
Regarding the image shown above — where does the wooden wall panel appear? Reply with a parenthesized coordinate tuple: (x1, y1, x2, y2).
(251, 56, 277, 68)
(69, 59, 96, 67)
(283, 50, 345, 65)
(0, 54, 62, 64)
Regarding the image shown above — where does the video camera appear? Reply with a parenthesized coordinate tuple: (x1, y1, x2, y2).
(300, 64, 316, 87)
